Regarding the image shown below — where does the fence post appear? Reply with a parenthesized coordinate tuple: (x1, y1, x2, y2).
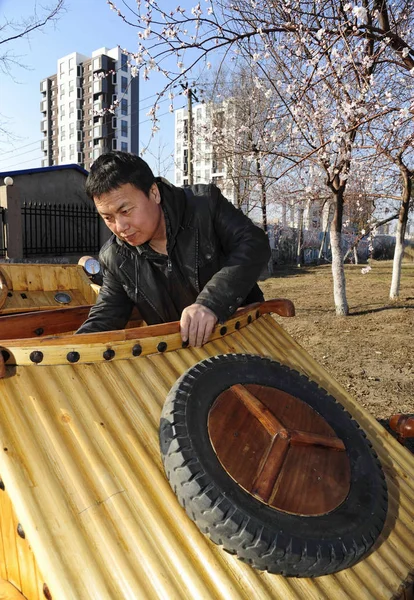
(0, 184, 23, 260)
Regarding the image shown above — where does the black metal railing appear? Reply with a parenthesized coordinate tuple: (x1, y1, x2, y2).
(22, 202, 100, 256)
(0, 208, 6, 257)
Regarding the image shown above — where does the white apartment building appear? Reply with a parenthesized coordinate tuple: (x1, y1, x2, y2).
(174, 102, 237, 203)
(40, 47, 139, 171)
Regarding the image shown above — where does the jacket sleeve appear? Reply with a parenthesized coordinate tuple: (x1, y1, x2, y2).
(76, 262, 134, 334)
(195, 185, 271, 322)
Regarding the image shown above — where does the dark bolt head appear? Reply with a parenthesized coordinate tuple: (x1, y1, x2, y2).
(247, 315, 252, 324)
(30, 351, 44, 364)
(235, 321, 241, 330)
(103, 348, 115, 361)
(256, 310, 260, 319)
(17, 523, 25, 539)
(157, 341, 167, 353)
(0, 350, 10, 362)
(132, 344, 142, 357)
(34, 327, 44, 336)
(220, 326, 227, 336)
(67, 351, 80, 363)
(43, 583, 53, 600)
(181, 339, 189, 349)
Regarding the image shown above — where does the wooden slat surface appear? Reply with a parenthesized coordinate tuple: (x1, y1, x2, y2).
(0, 313, 412, 599)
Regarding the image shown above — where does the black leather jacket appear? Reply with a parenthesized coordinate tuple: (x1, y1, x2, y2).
(77, 179, 271, 333)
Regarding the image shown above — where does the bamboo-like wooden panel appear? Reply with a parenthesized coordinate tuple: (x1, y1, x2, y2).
(0, 479, 45, 599)
(0, 265, 99, 314)
(0, 314, 412, 599)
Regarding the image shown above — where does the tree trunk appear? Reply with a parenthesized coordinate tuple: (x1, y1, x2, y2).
(318, 206, 331, 263)
(390, 166, 411, 299)
(296, 205, 304, 267)
(331, 191, 349, 316)
(353, 246, 358, 265)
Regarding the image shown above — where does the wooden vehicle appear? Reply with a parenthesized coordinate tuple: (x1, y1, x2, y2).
(0, 299, 412, 599)
(0, 263, 100, 315)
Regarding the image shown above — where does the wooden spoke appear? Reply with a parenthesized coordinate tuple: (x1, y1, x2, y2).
(290, 430, 345, 451)
(251, 434, 290, 503)
(208, 383, 351, 516)
(230, 384, 287, 437)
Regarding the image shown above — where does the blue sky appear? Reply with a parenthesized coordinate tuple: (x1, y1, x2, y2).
(0, 0, 189, 178)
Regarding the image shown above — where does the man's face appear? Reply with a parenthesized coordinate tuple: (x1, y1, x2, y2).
(94, 182, 164, 247)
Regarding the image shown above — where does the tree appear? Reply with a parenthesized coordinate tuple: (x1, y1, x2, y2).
(0, 0, 65, 138)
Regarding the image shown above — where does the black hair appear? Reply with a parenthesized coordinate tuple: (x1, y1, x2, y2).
(85, 151, 156, 200)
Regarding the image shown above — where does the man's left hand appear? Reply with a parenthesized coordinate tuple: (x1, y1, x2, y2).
(180, 304, 218, 347)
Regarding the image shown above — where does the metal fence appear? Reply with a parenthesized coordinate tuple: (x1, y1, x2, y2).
(0, 208, 6, 257)
(22, 202, 100, 257)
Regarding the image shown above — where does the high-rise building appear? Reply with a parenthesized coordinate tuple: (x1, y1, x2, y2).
(174, 101, 237, 204)
(40, 47, 139, 171)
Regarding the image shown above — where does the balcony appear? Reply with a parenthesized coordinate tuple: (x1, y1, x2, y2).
(92, 54, 112, 73)
(40, 120, 48, 132)
(93, 78, 109, 95)
(41, 139, 50, 152)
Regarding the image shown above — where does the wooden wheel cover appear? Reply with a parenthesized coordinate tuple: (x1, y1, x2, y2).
(208, 384, 351, 516)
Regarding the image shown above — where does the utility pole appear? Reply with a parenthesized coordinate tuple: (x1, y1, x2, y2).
(181, 83, 199, 186)
(187, 86, 194, 185)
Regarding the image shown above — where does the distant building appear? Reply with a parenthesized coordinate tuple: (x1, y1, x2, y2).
(174, 102, 238, 204)
(40, 47, 139, 171)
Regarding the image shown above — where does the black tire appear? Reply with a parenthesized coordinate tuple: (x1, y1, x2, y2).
(159, 354, 388, 577)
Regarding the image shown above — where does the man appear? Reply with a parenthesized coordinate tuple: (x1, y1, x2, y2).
(77, 151, 271, 347)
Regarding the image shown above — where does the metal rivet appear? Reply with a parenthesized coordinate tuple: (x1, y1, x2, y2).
(235, 321, 241, 330)
(3, 448, 7, 452)
(34, 327, 44, 336)
(7, 292, 12, 297)
(220, 326, 227, 335)
(0, 479, 5, 491)
(20, 293, 27, 299)
(66, 351, 80, 363)
(30, 351, 43, 364)
(157, 342, 167, 352)
(247, 315, 252, 324)
(256, 310, 260, 319)
(17, 523, 25, 539)
(132, 344, 142, 356)
(181, 340, 189, 349)
(103, 349, 115, 361)
(43, 583, 53, 600)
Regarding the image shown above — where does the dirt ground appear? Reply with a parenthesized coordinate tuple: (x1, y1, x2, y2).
(260, 260, 414, 421)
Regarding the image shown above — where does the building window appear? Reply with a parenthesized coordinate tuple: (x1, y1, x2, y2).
(121, 141, 128, 152)
(121, 98, 128, 115)
(121, 54, 128, 72)
(121, 120, 128, 137)
(59, 62, 65, 74)
(121, 76, 128, 93)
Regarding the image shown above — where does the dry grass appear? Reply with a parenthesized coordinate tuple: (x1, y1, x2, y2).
(260, 260, 414, 420)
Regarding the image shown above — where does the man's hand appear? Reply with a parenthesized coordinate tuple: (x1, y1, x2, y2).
(180, 304, 218, 347)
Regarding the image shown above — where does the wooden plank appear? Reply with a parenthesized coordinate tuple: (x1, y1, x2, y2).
(0, 486, 8, 579)
(0, 579, 27, 600)
(0, 483, 21, 590)
(54, 266, 71, 291)
(208, 389, 272, 491)
(0, 271, 8, 311)
(15, 525, 40, 600)
(230, 384, 286, 436)
(39, 267, 58, 292)
(10, 268, 28, 292)
(24, 267, 43, 292)
(269, 445, 351, 515)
